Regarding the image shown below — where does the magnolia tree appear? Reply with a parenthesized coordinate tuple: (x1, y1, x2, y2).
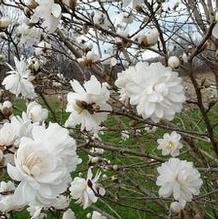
(0, 0, 218, 218)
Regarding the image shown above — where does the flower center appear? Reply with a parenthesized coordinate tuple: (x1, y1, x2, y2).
(166, 141, 174, 150)
(75, 100, 100, 114)
(22, 152, 44, 177)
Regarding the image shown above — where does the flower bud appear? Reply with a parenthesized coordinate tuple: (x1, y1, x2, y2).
(0, 17, 11, 29)
(168, 56, 180, 69)
(0, 100, 13, 118)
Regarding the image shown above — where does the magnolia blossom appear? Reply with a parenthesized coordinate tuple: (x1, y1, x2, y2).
(168, 56, 180, 69)
(0, 122, 18, 147)
(137, 28, 159, 47)
(0, 17, 11, 29)
(26, 101, 48, 123)
(0, 113, 36, 148)
(115, 62, 186, 122)
(0, 100, 13, 117)
(156, 158, 203, 205)
(65, 75, 111, 132)
(70, 168, 105, 209)
(157, 131, 183, 157)
(7, 123, 81, 206)
(77, 51, 99, 66)
(27, 57, 40, 72)
(62, 209, 76, 219)
(92, 211, 107, 219)
(2, 56, 36, 99)
(31, 0, 62, 33)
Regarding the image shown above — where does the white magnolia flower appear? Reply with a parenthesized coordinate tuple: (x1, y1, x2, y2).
(157, 131, 183, 157)
(27, 57, 40, 72)
(2, 56, 36, 99)
(70, 168, 105, 209)
(122, 0, 143, 8)
(77, 51, 99, 66)
(92, 211, 107, 219)
(0, 100, 13, 117)
(0, 114, 38, 149)
(65, 75, 111, 133)
(0, 17, 11, 29)
(0, 100, 12, 111)
(9, 114, 38, 147)
(0, 122, 18, 147)
(137, 28, 159, 47)
(168, 56, 180, 69)
(156, 158, 203, 205)
(7, 123, 81, 206)
(17, 23, 42, 45)
(115, 62, 186, 122)
(26, 101, 48, 123)
(62, 209, 76, 219)
(31, 0, 62, 33)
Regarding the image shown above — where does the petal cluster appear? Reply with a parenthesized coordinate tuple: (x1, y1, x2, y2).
(115, 62, 186, 122)
(156, 158, 203, 205)
(2, 57, 36, 99)
(70, 168, 105, 209)
(65, 76, 111, 132)
(31, 0, 62, 33)
(157, 131, 183, 157)
(7, 123, 81, 206)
